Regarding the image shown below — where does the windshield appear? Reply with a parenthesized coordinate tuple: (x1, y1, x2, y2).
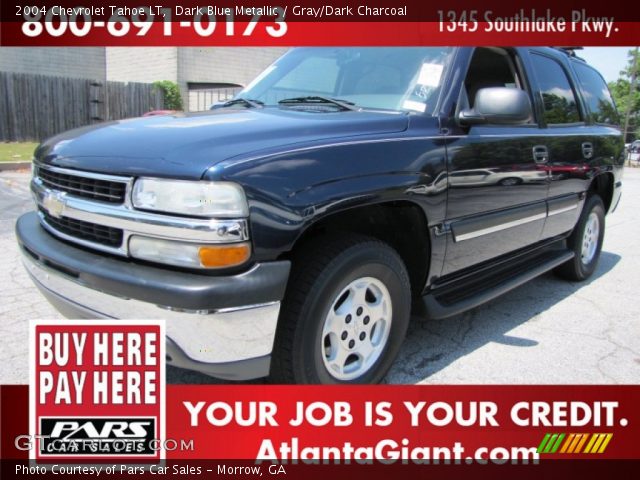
(238, 47, 454, 114)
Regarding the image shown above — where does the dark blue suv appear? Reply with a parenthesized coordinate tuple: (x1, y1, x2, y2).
(16, 47, 624, 383)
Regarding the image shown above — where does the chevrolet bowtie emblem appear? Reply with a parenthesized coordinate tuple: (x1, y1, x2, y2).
(42, 191, 66, 219)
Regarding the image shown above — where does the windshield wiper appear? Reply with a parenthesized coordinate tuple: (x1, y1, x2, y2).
(278, 96, 358, 111)
(218, 98, 264, 109)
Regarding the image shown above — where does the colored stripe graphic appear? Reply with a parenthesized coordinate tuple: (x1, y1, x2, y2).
(567, 433, 585, 453)
(584, 434, 599, 453)
(537, 433, 551, 453)
(597, 434, 613, 453)
(559, 433, 575, 453)
(539, 433, 613, 454)
(544, 434, 559, 453)
(574, 433, 589, 453)
(586, 433, 614, 454)
(550, 433, 565, 453)
(589, 434, 606, 453)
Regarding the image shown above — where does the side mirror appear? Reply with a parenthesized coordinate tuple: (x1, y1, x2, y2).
(459, 87, 532, 126)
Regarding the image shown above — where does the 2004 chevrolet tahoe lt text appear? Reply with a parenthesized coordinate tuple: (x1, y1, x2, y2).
(16, 47, 624, 384)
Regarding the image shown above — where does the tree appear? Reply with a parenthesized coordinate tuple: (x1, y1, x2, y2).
(608, 48, 640, 142)
(152, 81, 184, 111)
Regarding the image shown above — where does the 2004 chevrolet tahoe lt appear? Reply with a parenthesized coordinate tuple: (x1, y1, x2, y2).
(16, 47, 624, 384)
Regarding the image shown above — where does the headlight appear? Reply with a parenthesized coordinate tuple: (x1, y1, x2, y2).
(132, 178, 248, 218)
(129, 236, 251, 269)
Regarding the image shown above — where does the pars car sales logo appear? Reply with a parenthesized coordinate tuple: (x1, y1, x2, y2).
(29, 320, 165, 461)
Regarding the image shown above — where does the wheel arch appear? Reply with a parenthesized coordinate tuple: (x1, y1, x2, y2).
(589, 172, 615, 213)
(284, 200, 431, 296)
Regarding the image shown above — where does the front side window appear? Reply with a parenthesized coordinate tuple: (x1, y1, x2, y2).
(530, 54, 581, 124)
(573, 62, 619, 125)
(238, 47, 454, 114)
(464, 47, 526, 108)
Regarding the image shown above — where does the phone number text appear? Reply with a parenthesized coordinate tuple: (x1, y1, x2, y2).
(17, 6, 287, 38)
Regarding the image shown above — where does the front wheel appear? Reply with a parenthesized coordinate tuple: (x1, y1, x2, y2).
(498, 177, 522, 186)
(270, 234, 411, 384)
(554, 194, 605, 281)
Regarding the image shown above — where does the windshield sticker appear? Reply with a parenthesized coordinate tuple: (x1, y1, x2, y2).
(417, 63, 444, 87)
(402, 100, 427, 113)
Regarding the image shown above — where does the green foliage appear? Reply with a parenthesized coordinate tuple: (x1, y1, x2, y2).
(608, 48, 640, 142)
(609, 78, 640, 117)
(152, 81, 183, 111)
(0, 142, 39, 162)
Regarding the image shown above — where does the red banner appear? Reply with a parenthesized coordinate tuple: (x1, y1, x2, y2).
(1, 21, 639, 46)
(171, 385, 639, 461)
(4, 385, 640, 461)
(2, 1, 640, 46)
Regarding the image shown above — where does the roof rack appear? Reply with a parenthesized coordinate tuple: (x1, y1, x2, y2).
(552, 47, 586, 62)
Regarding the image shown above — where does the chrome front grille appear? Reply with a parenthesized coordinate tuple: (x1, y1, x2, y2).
(31, 163, 250, 257)
(39, 207, 123, 247)
(36, 165, 127, 204)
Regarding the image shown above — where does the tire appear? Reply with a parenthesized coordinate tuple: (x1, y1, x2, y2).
(554, 194, 605, 281)
(270, 233, 411, 384)
(498, 177, 522, 186)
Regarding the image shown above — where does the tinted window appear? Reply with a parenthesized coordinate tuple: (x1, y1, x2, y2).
(275, 57, 340, 94)
(531, 54, 581, 124)
(465, 48, 522, 108)
(240, 47, 454, 113)
(573, 62, 619, 125)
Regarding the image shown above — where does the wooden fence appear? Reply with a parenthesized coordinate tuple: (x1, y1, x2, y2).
(0, 72, 164, 142)
(188, 86, 242, 112)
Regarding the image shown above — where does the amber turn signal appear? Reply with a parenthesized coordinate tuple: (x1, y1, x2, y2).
(198, 243, 251, 268)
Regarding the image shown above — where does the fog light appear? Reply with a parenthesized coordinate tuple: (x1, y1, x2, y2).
(129, 236, 250, 269)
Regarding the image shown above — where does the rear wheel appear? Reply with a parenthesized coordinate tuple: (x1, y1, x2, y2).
(270, 234, 411, 384)
(554, 194, 605, 281)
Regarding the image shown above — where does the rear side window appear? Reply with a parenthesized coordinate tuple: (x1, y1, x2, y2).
(573, 62, 619, 125)
(530, 54, 581, 124)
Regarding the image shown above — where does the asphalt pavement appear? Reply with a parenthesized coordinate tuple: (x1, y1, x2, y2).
(1, 168, 638, 384)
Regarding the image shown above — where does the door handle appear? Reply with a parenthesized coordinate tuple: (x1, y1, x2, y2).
(582, 142, 594, 159)
(532, 145, 549, 164)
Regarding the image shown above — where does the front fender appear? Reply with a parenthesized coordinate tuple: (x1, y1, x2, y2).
(213, 134, 448, 261)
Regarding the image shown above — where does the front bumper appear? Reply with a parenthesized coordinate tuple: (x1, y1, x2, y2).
(16, 212, 291, 380)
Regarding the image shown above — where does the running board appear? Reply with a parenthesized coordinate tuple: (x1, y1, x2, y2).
(420, 249, 575, 320)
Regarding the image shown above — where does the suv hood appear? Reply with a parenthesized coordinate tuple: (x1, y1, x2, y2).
(35, 108, 409, 179)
